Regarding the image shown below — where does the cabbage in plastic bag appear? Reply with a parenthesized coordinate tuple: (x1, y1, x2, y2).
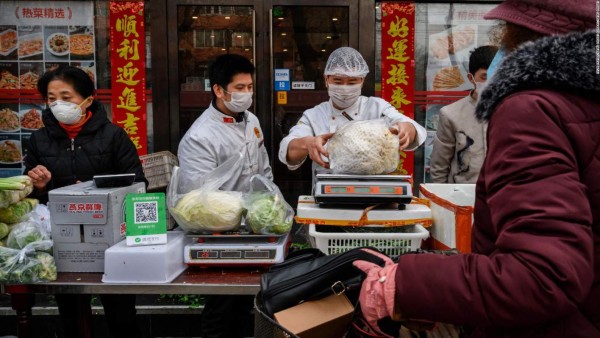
(0, 240, 56, 283)
(328, 119, 399, 175)
(6, 221, 48, 250)
(244, 175, 294, 235)
(170, 189, 244, 233)
(168, 152, 247, 233)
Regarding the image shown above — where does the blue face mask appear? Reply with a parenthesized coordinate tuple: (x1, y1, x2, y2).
(486, 48, 506, 81)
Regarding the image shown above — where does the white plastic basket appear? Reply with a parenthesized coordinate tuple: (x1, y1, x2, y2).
(308, 224, 429, 259)
(139, 151, 178, 191)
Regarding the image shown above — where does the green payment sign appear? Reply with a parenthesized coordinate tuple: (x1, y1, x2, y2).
(125, 192, 167, 246)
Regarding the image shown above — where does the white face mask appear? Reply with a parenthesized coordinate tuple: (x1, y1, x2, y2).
(327, 83, 362, 109)
(474, 80, 487, 94)
(223, 90, 253, 113)
(49, 99, 88, 124)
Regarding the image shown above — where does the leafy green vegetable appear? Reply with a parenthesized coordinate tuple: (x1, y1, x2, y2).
(246, 193, 293, 235)
(0, 222, 9, 240)
(6, 221, 45, 249)
(0, 243, 57, 283)
(0, 198, 38, 224)
(34, 252, 57, 281)
(0, 176, 34, 208)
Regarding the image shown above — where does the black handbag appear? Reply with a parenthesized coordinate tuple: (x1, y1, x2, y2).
(259, 247, 389, 316)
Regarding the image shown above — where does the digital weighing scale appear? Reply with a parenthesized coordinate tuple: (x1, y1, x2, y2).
(184, 231, 290, 267)
(314, 173, 413, 206)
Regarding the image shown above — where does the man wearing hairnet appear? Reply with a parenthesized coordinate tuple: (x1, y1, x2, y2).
(279, 47, 426, 173)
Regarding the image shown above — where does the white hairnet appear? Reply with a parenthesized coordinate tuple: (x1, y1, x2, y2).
(324, 47, 369, 78)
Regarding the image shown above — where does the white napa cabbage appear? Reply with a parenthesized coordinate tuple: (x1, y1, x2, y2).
(170, 189, 244, 232)
(328, 119, 399, 175)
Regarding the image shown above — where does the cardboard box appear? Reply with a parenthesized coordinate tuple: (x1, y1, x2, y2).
(103, 231, 187, 283)
(274, 293, 354, 338)
(419, 184, 475, 253)
(48, 181, 146, 272)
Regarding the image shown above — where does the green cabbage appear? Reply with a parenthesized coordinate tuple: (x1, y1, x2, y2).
(0, 244, 57, 283)
(171, 189, 244, 233)
(246, 193, 292, 235)
(0, 222, 9, 240)
(0, 198, 38, 224)
(6, 221, 45, 249)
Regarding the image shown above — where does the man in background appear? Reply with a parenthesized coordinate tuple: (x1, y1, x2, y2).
(429, 45, 498, 183)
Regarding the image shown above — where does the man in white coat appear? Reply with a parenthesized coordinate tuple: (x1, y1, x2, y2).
(178, 54, 272, 193)
(279, 47, 426, 174)
(177, 53, 271, 338)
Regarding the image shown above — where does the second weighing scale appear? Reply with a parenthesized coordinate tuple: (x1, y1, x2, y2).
(314, 173, 413, 206)
(184, 231, 290, 267)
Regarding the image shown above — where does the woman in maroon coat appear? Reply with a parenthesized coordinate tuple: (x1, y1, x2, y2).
(354, 1, 600, 337)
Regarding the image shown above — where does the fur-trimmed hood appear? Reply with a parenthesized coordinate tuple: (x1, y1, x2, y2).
(475, 30, 599, 121)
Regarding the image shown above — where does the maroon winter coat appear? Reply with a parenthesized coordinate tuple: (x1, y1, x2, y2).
(394, 31, 599, 337)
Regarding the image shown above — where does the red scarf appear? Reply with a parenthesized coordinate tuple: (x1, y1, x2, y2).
(59, 112, 92, 139)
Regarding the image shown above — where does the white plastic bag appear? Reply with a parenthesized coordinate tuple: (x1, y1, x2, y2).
(244, 175, 294, 235)
(327, 119, 399, 175)
(167, 152, 245, 233)
(0, 239, 57, 283)
(6, 217, 50, 250)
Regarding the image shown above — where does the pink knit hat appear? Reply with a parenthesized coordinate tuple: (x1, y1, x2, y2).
(484, 0, 595, 35)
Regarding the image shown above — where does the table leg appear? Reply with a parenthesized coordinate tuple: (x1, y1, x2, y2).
(77, 295, 93, 338)
(10, 292, 35, 338)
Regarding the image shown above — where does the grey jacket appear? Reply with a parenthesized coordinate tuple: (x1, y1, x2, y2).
(429, 93, 487, 183)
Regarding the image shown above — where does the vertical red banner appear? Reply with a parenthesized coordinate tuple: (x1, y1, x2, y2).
(109, 1, 147, 155)
(381, 2, 415, 175)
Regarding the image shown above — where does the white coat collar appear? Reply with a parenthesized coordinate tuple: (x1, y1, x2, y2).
(208, 101, 246, 124)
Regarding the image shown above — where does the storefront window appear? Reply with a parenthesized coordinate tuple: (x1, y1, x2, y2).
(375, 2, 499, 185)
(177, 5, 253, 137)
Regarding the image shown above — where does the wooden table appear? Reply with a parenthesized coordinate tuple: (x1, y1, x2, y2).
(2, 267, 263, 338)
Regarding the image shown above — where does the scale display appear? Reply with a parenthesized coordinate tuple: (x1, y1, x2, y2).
(314, 174, 413, 205)
(191, 249, 275, 260)
(323, 185, 406, 195)
(184, 232, 290, 266)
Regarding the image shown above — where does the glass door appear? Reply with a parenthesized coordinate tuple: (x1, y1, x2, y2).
(165, 0, 362, 207)
(167, 2, 257, 147)
(269, 1, 357, 204)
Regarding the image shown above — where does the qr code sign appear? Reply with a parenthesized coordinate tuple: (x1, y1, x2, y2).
(134, 201, 158, 223)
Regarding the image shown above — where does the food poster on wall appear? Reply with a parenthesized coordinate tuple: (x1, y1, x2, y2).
(0, 1, 95, 177)
(423, 4, 497, 182)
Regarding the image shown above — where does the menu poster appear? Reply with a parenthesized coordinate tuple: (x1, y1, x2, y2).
(425, 4, 497, 93)
(0, 1, 95, 177)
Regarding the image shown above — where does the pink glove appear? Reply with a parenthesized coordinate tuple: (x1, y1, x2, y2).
(353, 249, 399, 337)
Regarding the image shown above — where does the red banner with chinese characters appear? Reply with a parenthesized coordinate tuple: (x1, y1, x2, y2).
(381, 2, 415, 175)
(109, 1, 147, 155)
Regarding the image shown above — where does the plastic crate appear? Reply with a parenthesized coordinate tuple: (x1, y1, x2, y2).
(139, 151, 178, 191)
(308, 224, 429, 259)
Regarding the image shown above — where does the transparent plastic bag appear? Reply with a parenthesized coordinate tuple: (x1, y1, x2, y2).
(244, 175, 294, 235)
(327, 119, 399, 175)
(6, 218, 50, 250)
(167, 152, 246, 233)
(0, 239, 56, 283)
